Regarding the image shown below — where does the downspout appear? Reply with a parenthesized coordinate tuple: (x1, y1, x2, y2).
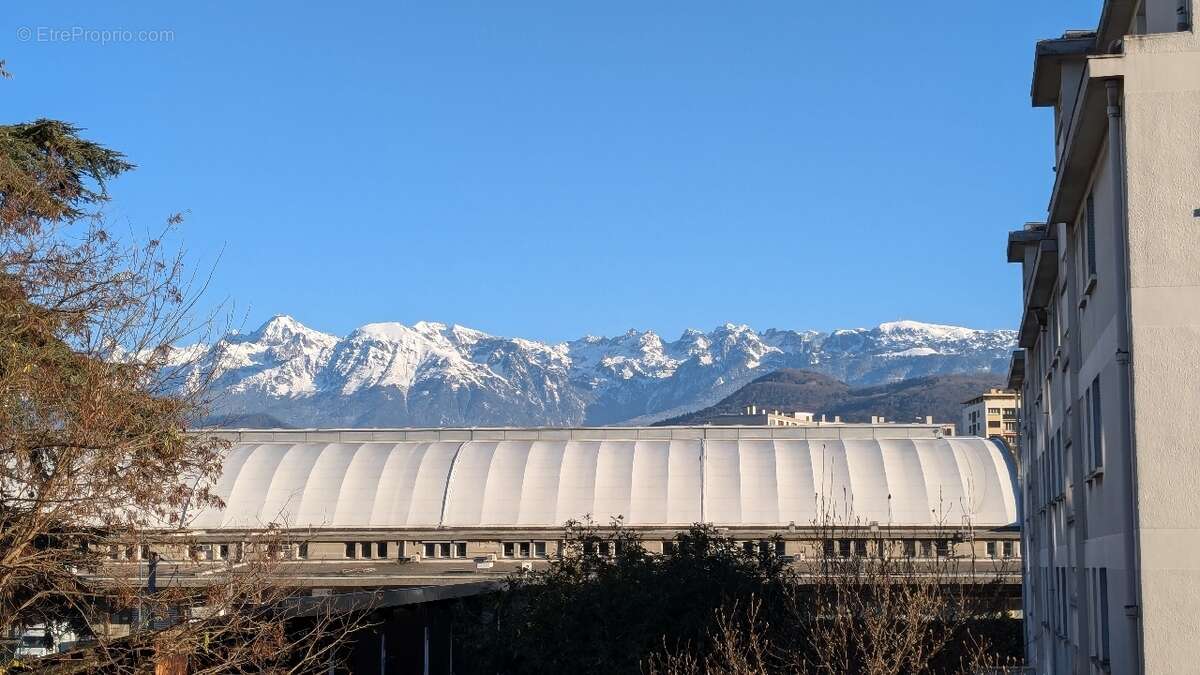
(1105, 78, 1143, 672)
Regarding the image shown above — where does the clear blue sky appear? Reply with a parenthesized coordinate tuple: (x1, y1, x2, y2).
(4, 1, 1100, 342)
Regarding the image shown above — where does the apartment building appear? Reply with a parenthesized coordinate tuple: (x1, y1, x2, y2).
(1007, 1, 1199, 672)
(961, 389, 1019, 450)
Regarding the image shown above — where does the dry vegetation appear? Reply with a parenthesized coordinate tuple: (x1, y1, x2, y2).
(0, 118, 369, 671)
(456, 506, 1023, 675)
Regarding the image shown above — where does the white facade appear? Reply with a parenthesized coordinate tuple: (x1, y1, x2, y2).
(1010, 2, 1199, 673)
(188, 429, 1018, 531)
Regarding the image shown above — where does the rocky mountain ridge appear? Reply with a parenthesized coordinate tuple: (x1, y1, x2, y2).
(179, 316, 1015, 427)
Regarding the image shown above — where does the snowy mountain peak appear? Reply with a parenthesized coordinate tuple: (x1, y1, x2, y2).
(183, 317, 1016, 428)
(251, 314, 330, 344)
(876, 320, 981, 340)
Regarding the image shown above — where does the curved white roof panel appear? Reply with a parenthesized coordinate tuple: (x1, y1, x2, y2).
(188, 432, 1018, 530)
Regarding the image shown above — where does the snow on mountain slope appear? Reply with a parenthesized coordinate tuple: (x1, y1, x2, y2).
(181, 316, 1015, 428)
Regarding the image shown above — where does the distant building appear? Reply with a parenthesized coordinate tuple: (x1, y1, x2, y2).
(707, 406, 955, 436)
(960, 389, 1019, 450)
(1007, 2, 1200, 673)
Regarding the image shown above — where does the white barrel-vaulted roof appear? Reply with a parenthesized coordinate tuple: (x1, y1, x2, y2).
(188, 428, 1019, 530)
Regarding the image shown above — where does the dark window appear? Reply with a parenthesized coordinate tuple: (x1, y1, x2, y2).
(534, 541, 546, 557)
(438, 542, 451, 558)
(345, 542, 356, 559)
(774, 540, 786, 556)
(583, 541, 597, 555)
(140, 544, 151, 560)
(376, 542, 387, 558)
(1085, 192, 1097, 278)
(1099, 568, 1110, 660)
(903, 540, 916, 558)
(743, 541, 755, 555)
(360, 542, 371, 559)
(986, 542, 997, 558)
(423, 542, 436, 558)
(936, 540, 950, 557)
(663, 541, 676, 556)
(298, 543, 308, 559)
(455, 542, 467, 558)
(853, 539, 867, 557)
(823, 540, 835, 557)
(519, 542, 531, 558)
(1092, 376, 1104, 469)
(504, 542, 515, 557)
(838, 539, 851, 557)
(1003, 541, 1014, 558)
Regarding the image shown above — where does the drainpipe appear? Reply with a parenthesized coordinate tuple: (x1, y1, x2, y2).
(1106, 78, 1143, 673)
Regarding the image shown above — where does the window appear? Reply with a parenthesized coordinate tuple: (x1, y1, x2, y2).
(1091, 375, 1104, 470)
(360, 542, 372, 559)
(935, 540, 950, 558)
(1003, 541, 1014, 558)
(743, 541, 755, 555)
(904, 540, 917, 558)
(774, 540, 786, 556)
(503, 542, 515, 558)
(345, 542, 356, 558)
(662, 541, 676, 556)
(216, 544, 228, 560)
(519, 542, 531, 558)
(988, 420, 1001, 428)
(534, 542, 547, 558)
(140, 544, 151, 560)
(376, 542, 388, 558)
(423, 542, 436, 558)
(837, 539, 851, 557)
(988, 407, 1001, 415)
(986, 542, 997, 558)
(298, 543, 308, 559)
(853, 539, 867, 557)
(1099, 568, 1110, 662)
(455, 542, 467, 558)
(823, 540, 835, 557)
(438, 542, 451, 558)
(1085, 192, 1097, 279)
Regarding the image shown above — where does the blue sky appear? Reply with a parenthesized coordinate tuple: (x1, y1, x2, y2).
(4, 1, 1101, 342)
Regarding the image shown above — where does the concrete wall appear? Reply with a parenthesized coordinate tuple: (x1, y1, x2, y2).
(1096, 29, 1200, 673)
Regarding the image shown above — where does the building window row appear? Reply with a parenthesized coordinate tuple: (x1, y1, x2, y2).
(503, 541, 547, 558)
(345, 541, 391, 559)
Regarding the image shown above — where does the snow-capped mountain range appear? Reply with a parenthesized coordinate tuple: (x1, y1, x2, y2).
(178, 316, 1015, 428)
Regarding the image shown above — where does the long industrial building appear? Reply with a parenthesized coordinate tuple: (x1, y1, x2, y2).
(97, 426, 1021, 592)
